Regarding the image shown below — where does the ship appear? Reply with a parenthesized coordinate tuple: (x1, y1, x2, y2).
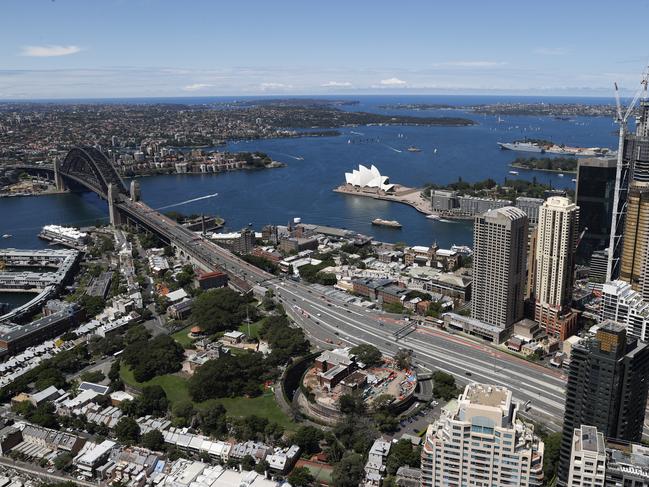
(372, 218, 402, 229)
(1, 234, 11, 239)
(407, 146, 422, 153)
(509, 170, 519, 175)
(497, 141, 545, 153)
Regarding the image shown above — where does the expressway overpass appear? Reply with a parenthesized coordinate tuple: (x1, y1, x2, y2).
(19, 148, 568, 431)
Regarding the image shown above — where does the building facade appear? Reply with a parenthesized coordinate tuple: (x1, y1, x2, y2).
(575, 157, 618, 261)
(557, 322, 649, 485)
(534, 196, 580, 340)
(600, 280, 649, 342)
(567, 425, 606, 487)
(421, 383, 544, 487)
(472, 206, 528, 329)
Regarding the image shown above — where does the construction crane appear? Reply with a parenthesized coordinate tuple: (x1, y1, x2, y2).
(606, 67, 649, 282)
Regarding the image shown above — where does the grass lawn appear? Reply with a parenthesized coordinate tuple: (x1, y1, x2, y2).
(238, 318, 265, 339)
(296, 460, 333, 484)
(119, 364, 296, 430)
(171, 325, 196, 348)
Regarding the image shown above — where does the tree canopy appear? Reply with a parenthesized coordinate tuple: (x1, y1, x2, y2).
(351, 344, 383, 367)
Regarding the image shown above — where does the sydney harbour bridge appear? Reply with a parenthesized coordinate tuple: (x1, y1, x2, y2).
(11, 147, 262, 292)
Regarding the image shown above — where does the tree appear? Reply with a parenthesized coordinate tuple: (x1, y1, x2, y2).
(332, 452, 365, 487)
(123, 335, 185, 382)
(292, 426, 324, 455)
(255, 460, 269, 475)
(54, 452, 73, 471)
(115, 417, 140, 445)
(188, 353, 272, 401)
(350, 344, 382, 368)
(542, 431, 562, 481)
(338, 392, 366, 416)
(432, 371, 460, 401)
(172, 400, 195, 427)
(198, 403, 227, 437)
(80, 370, 105, 383)
(394, 349, 412, 370)
(78, 294, 106, 317)
(141, 429, 165, 451)
(136, 385, 169, 417)
(191, 288, 255, 334)
(124, 325, 151, 345)
(240, 455, 256, 471)
(288, 467, 315, 487)
(386, 439, 421, 475)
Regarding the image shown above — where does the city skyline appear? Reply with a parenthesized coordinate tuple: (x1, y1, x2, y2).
(2, 0, 649, 99)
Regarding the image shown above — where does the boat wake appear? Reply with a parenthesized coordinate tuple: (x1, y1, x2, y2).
(156, 192, 219, 210)
(350, 131, 364, 136)
(383, 144, 402, 153)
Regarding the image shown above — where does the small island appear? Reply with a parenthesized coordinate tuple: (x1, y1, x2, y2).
(510, 156, 578, 173)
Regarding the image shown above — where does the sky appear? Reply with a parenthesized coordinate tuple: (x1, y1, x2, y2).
(2, 0, 649, 99)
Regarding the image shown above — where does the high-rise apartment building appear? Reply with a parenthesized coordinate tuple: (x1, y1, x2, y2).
(575, 157, 618, 261)
(566, 425, 649, 487)
(567, 425, 606, 487)
(421, 383, 544, 487)
(534, 196, 580, 339)
(557, 321, 649, 485)
(471, 207, 528, 329)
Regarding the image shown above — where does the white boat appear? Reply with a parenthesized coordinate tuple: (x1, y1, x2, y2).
(572, 178, 577, 183)
(433, 148, 438, 154)
(558, 173, 564, 177)
(2, 234, 12, 239)
(426, 214, 441, 220)
(509, 170, 519, 175)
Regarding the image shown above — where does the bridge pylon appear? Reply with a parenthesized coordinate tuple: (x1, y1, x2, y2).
(108, 183, 122, 226)
(53, 159, 65, 191)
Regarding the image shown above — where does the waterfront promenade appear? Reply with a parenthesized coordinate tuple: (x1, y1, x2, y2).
(334, 183, 433, 216)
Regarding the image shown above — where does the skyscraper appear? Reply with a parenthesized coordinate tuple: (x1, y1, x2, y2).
(620, 186, 649, 294)
(557, 321, 649, 485)
(421, 383, 544, 487)
(575, 157, 618, 261)
(610, 100, 649, 281)
(534, 196, 580, 339)
(471, 206, 528, 329)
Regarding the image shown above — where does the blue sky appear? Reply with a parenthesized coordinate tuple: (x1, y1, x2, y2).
(2, 0, 649, 99)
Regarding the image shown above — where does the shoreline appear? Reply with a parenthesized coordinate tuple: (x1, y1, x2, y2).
(509, 163, 577, 174)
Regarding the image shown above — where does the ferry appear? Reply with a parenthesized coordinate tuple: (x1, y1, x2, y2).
(407, 146, 422, 153)
(372, 218, 402, 229)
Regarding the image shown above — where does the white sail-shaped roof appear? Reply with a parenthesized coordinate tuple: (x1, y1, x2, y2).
(344, 164, 394, 192)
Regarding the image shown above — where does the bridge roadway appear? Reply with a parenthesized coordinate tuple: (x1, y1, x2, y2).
(118, 196, 567, 430)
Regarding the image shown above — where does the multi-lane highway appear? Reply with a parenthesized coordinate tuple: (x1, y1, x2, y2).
(119, 196, 567, 431)
(272, 279, 566, 431)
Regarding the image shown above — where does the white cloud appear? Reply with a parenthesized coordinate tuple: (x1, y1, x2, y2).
(321, 81, 352, 87)
(534, 47, 567, 56)
(21, 45, 83, 57)
(379, 77, 407, 86)
(182, 83, 213, 91)
(260, 82, 292, 90)
(432, 61, 507, 68)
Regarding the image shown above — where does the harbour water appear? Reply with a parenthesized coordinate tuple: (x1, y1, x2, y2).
(0, 95, 619, 252)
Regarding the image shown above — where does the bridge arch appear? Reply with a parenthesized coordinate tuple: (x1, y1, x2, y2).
(59, 147, 127, 197)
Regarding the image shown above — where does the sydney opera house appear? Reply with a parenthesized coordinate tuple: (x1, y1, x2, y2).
(344, 164, 395, 192)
